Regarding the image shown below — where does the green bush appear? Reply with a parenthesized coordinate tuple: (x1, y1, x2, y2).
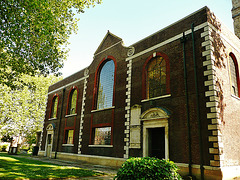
(114, 157, 182, 180)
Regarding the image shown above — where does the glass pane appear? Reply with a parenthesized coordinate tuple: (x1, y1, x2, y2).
(66, 130, 74, 144)
(51, 96, 58, 118)
(230, 56, 239, 96)
(97, 60, 115, 109)
(147, 56, 167, 98)
(69, 89, 77, 114)
(94, 127, 111, 145)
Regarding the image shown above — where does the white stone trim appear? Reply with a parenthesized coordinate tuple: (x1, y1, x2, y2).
(141, 94, 171, 102)
(201, 22, 224, 167)
(124, 59, 132, 159)
(88, 145, 113, 148)
(45, 127, 54, 158)
(142, 118, 169, 159)
(48, 117, 57, 121)
(94, 41, 122, 57)
(126, 22, 208, 62)
(65, 113, 77, 118)
(48, 75, 88, 95)
(129, 105, 141, 149)
(91, 106, 115, 113)
(62, 144, 74, 147)
(78, 75, 88, 154)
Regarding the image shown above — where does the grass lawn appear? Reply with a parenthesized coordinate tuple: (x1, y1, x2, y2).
(0, 152, 103, 179)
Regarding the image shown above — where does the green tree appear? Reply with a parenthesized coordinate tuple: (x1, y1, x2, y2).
(0, 0, 101, 87)
(0, 75, 62, 145)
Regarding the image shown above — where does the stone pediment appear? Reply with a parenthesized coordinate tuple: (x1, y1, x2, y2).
(94, 31, 123, 55)
(46, 123, 55, 131)
(141, 107, 170, 120)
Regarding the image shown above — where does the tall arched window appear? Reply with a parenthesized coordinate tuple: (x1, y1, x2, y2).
(50, 95, 58, 118)
(229, 53, 240, 97)
(96, 60, 115, 109)
(67, 88, 78, 115)
(143, 53, 170, 99)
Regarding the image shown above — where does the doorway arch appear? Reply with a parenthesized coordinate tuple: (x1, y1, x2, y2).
(141, 107, 170, 159)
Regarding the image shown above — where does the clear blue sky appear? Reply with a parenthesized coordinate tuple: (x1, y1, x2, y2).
(62, 0, 233, 77)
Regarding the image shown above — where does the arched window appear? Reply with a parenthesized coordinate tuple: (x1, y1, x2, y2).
(67, 88, 78, 115)
(143, 53, 170, 99)
(50, 95, 58, 118)
(96, 60, 115, 109)
(229, 53, 240, 97)
(90, 57, 116, 146)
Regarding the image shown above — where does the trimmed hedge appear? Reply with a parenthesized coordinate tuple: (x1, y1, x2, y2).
(114, 157, 181, 180)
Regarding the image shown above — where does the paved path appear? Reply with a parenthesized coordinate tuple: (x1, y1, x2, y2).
(27, 156, 118, 180)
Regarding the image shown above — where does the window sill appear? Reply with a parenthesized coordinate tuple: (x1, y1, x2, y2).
(48, 117, 57, 121)
(231, 94, 240, 100)
(62, 144, 74, 147)
(88, 145, 113, 148)
(91, 106, 115, 113)
(65, 113, 77, 118)
(141, 94, 171, 102)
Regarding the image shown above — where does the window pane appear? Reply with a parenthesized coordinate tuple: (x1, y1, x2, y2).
(230, 55, 239, 96)
(94, 127, 111, 145)
(147, 56, 167, 98)
(97, 60, 115, 109)
(65, 130, 74, 144)
(51, 96, 58, 118)
(69, 89, 77, 114)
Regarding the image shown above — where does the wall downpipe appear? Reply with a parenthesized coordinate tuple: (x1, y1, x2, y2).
(191, 23, 204, 180)
(180, 32, 192, 177)
(55, 88, 65, 159)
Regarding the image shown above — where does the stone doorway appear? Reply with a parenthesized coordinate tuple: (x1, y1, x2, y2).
(45, 124, 54, 158)
(141, 107, 169, 159)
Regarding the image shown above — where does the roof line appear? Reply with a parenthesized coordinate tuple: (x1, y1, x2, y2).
(94, 30, 123, 55)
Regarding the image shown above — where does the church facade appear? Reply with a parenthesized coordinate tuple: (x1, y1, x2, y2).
(39, 6, 240, 179)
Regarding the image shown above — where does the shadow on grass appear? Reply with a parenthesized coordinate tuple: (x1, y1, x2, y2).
(0, 152, 103, 179)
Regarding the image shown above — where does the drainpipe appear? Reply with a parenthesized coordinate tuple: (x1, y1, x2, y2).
(191, 23, 204, 180)
(180, 32, 192, 177)
(55, 88, 65, 159)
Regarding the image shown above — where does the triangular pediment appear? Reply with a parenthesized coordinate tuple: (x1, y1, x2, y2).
(94, 31, 123, 55)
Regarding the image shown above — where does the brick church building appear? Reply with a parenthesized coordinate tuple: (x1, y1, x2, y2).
(39, 3, 240, 179)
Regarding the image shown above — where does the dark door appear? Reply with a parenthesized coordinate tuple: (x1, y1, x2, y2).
(148, 127, 165, 159)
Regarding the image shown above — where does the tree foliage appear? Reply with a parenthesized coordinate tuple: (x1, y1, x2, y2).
(0, 75, 62, 143)
(0, 0, 101, 87)
(1, 134, 13, 142)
